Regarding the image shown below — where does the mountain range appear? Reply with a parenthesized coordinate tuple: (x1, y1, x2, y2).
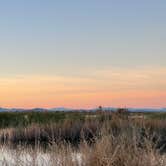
(0, 107, 166, 112)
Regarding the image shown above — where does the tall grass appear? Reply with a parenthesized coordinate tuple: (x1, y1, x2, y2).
(0, 111, 166, 165)
(0, 111, 86, 128)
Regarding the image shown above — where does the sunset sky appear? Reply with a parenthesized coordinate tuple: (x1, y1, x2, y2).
(0, 0, 166, 108)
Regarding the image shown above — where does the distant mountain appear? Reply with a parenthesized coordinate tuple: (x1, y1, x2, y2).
(0, 107, 46, 112)
(127, 108, 166, 112)
(95, 107, 166, 112)
(49, 107, 72, 112)
(28, 108, 49, 112)
(0, 107, 166, 112)
(0, 107, 10, 112)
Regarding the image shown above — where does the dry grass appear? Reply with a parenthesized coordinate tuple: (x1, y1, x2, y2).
(0, 133, 166, 166)
(0, 119, 101, 146)
(0, 112, 166, 165)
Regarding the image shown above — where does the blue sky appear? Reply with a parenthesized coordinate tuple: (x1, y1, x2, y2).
(0, 0, 166, 75)
(0, 0, 166, 108)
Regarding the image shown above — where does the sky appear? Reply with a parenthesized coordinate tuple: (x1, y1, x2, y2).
(0, 0, 166, 108)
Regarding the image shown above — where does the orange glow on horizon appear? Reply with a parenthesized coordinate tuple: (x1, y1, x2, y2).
(0, 67, 166, 109)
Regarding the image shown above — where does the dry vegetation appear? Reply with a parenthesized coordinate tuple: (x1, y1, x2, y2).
(0, 110, 166, 165)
